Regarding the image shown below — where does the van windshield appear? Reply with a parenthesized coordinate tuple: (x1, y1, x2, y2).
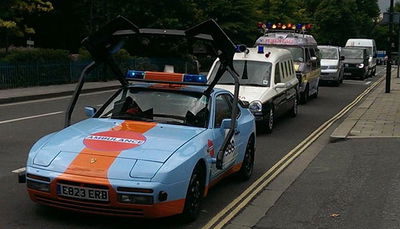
(342, 49, 364, 59)
(209, 60, 272, 87)
(319, 47, 338, 59)
(282, 47, 304, 62)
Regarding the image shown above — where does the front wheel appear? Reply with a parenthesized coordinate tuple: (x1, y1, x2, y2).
(290, 96, 298, 117)
(182, 164, 204, 222)
(264, 108, 274, 134)
(237, 137, 255, 181)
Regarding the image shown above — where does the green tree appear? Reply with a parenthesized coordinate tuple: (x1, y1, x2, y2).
(0, 0, 53, 52)
(314, 0, 357, 45)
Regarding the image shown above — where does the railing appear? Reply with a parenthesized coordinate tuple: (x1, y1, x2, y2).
(0, 58, 198, 89)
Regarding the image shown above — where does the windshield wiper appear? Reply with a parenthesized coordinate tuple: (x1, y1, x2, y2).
(109, 115, 154, 122)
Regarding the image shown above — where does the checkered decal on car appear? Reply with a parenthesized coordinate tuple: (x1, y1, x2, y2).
(224, 139, 235, 156)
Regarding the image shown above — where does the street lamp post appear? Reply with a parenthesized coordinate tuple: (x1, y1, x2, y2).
(386, 0, 394, 93)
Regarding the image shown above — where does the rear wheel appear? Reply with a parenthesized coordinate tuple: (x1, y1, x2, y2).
(290, 96, 298, 117)
(313, 86, 319, 98)
(300, 85, 309, 104)
(182, 164, 204, 222)
(237, 136, 255, 181)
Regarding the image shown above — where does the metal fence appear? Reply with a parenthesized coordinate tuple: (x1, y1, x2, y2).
(0, 58, 197, 89)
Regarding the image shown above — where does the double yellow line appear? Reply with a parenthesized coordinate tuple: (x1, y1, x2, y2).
(203, 76, 385, 229)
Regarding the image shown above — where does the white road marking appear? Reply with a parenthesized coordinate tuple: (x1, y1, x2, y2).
(11, 167, 26, 174)
(365, 81, 372, 85)
(0, 89, 116, 107)
(0, 111, 63, 125)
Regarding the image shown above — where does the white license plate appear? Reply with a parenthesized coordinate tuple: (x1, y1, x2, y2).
(58, 184, 109, 201)
(344, 73, 352, 76)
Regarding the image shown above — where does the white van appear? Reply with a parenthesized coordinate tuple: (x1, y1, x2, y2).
(208, 47, 299, 133)
(345, 39, 377, 76)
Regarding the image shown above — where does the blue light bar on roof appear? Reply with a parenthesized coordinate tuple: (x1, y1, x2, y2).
(126, 70, 145, 79)
(183, 74, 207, 83)
(126, 70, 207, 84)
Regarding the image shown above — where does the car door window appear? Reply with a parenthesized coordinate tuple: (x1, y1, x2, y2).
(275, 63, 281, 84)
(305, 48, 310, 62)
(214, 94, 232, 128)
(283, 62, 288, 80)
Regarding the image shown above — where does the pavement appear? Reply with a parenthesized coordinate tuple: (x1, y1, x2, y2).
(331, 72, 400, 139)
(225, 70, 400, 229)
(0, 80, 120, 104)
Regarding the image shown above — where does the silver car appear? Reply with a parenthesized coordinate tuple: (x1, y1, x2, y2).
(318, 45, 344, 86)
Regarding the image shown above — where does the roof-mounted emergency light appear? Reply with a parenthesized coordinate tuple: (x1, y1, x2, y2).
(258, 22, 313, 33)
(126, 70, 207, 84)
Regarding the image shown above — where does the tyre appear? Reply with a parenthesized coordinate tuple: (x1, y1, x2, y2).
(300, 85, 309, 104)
(334, 80, 340, 87)
(289, 96, 298, 117)
(181, 164, 204, 222)
(237, 136, 255, 181)
(264, 107, 274, 134)
(312, 85, 319, 98)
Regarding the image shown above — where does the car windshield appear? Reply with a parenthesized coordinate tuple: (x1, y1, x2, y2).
(98, 87, 209, 128)
(209, 60, 272, 87)
(342, 49, 364, 59)
(282, 47, 304, 62)
(319, 47, 338, 59)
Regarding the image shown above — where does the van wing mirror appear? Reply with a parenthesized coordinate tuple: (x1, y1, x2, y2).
(340, 56, 345, 61)
(274, 82, 287, 89)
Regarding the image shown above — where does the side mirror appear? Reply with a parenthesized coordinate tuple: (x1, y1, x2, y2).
(274, 82, 287, 89)
(310, 56, 318, 62)
(340, 56, 345, 61)
(220, 119, 234, 130)
(84, 106, 97, 117)
(240, 100, 250, 108)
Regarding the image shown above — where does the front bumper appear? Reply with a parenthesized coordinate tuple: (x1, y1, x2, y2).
(343, 67, 366, 78)
(320, 70, 340, 81)
(26, 168, 186, 218)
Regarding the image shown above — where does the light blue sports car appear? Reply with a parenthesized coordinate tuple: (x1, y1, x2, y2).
(23, 17, 256, 221)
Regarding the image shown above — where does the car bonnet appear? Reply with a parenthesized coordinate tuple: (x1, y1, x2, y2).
(32, 118, 205, 178)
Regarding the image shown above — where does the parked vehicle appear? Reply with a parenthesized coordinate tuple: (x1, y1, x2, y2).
(318, 45, 344, 86)
(341, 47, 369, 80)
(255, 24, 320, 104)
(377, 50, 386, 65)
(208, 46, 299, 133)
(345, 39, 377, 76)
(23, 17, 256, 221)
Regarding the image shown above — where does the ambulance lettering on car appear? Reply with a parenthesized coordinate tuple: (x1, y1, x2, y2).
(23, 17, 256, 222)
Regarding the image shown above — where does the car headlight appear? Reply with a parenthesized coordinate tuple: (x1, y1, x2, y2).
(27, 180, 50, 192)
(249, 100, 262, 113)
(118, 194, 153, 205)
(357, 63, 364, 68)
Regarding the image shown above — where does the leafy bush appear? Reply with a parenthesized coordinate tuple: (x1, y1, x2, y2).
(0, 48, 70, 64)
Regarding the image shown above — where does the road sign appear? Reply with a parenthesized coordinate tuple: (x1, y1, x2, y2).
(382, 12, 400, 24)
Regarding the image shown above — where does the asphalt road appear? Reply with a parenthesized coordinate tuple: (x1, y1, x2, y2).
(0, 67, 383, 228)
(255, 138, 400, 229)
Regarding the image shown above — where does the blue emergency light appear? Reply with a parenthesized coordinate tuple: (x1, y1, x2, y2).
(183, 74, 207, 83)
(258, 45, 264, 54)
(126, 70, 145, 79)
